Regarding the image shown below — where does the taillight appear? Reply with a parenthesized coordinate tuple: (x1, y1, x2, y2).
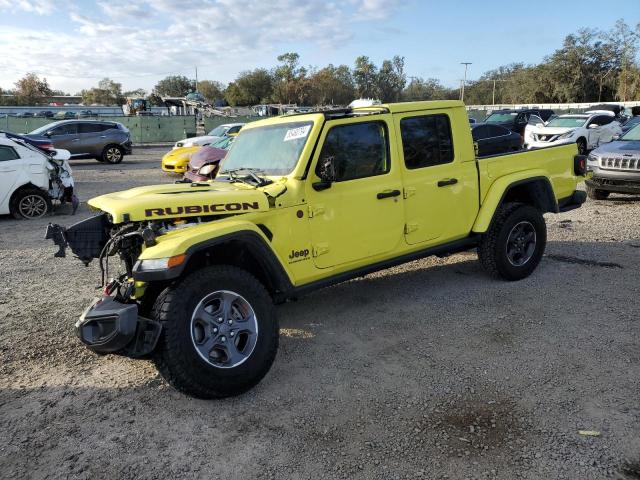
(574, 154, 587, 176)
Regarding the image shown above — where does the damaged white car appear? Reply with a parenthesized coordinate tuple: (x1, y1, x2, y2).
(526, 111, 622, 154)
(0, 133, 77, 219)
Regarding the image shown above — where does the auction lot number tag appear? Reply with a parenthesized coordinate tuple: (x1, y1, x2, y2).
(284, 125, 311, 142)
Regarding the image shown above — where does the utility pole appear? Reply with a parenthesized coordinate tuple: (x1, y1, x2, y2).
(460, 62, 472, 102)
(195, 66, 198, 93)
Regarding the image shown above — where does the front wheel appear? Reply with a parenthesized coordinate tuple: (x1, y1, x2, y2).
(152, 265, 278, 399)
(478, 203, 547, 281)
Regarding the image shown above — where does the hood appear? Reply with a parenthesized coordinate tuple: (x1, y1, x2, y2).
(163, 146, 200, 161)
(531, 126, 575, 135)
(592, 140, 640, 156)
(175, 135, 223, 148)
(188, 146, 227, 169)
(88, 181, 271, 223)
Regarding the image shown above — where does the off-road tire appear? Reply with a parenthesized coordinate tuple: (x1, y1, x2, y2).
(586, 184, 610, 200)
(10, 188, 52, 219)
(576, 138, 587, 155)
(101, 145, 124, 164)
(152, 265, 278, 399)
(478, 202, 546, 281)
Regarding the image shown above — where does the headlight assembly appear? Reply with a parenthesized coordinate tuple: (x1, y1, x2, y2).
(198, 164, 217, 176)
(557, 131, 575, 140)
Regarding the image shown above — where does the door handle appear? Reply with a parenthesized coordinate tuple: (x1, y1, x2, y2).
(437, 178, 458, 187)
(377, 189, 401, 199)
(72, 138, 80, 142)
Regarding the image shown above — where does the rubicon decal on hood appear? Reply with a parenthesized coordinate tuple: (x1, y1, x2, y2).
(145, 201, 260, 217)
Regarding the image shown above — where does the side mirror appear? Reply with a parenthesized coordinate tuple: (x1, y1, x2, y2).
(49, 149, 71, 161)
(44, 131, 53, 137)
(313, 156, 336, 191)
(536, 123, 543, 128)
(612, 134, 620, 141)
(589, 124, 599, 129)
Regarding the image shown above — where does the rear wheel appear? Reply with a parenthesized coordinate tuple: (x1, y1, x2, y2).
(478, 203, 547, 281)
(153, 265, 278, 399)
(101, 145, 124, 164)
(10, 188, 52, 219)
(586, 184, 610, 200)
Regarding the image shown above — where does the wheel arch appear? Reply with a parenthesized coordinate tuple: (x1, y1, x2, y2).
(137, 229, 294, 302)
(473, 175, 557, 233)
(9, 182, 48, 205)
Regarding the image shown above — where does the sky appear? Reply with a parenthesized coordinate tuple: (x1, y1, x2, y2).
(0, 0, 638, 95)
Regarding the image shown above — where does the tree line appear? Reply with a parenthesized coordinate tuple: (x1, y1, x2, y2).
(1, 20, 638, 107)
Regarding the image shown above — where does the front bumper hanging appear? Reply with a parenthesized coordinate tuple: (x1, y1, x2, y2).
(76, 296, 162, 357)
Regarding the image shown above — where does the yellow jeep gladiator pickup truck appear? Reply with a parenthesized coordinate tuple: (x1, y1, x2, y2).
(47, 100, 587, 398)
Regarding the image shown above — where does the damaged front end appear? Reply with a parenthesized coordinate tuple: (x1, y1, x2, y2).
(46, 212, 164, 356)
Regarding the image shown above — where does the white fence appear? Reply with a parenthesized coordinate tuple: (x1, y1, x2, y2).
(466, 101, 640, 112)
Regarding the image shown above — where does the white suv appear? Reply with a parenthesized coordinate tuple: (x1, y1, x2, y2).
(0, 134, 75, 219)
(527, 111, 622, 154)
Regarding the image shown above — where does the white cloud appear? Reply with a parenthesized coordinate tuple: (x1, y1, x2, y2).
(0, 0, 403, 92)
(0, 0, 57, 15)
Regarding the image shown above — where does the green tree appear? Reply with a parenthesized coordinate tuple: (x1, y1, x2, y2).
(353, 56, 378, 99)
(224, 69, 273, 106)
(13, 73, 53, 105)
(376, 55, 406, 102)
(198, 80, 225, 103)
(80, 78, 124, 105)
(154, 75, 195, 97)
(309, 64, 355, 105)
(123, 88, 147, 98)
(402, 77, 450, 101)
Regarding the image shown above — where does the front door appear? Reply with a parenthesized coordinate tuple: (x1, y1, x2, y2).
(0, 144, 23, 209)
(49, 123, 79, 154)
(396, 111, 478, 245)
(306, 117, 404, 269)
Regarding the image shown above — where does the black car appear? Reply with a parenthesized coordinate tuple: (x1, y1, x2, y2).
(485, 108, 555, 136)
(26, 120, 132, 163)
(2, 131, 54, 152)
(472, 123, 522, 157)
(35, 110, 55, 118)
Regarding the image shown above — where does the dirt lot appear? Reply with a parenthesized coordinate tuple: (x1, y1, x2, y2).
(1, 147, 639, 480)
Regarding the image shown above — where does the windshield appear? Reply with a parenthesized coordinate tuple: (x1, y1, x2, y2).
(220, 121, 313, 176)
(207, 125, 228, 137)
(485, 113, 516, 123)
(29, 123, 61, 135)
(621, 124, 640, 141)
(546, 116, 587, 128)
(212, 136, 234, 149)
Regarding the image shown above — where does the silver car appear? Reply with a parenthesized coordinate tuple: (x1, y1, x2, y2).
(585, 123, 640, 199)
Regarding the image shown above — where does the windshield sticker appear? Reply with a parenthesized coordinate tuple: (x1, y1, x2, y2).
(284, 125, 311, 142)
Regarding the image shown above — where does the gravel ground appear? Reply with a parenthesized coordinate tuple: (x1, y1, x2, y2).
(1, 148, 639, 480)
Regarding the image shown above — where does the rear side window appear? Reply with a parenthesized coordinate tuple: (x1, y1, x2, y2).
(0, 145, 19, 161)
(400, 114, 454, 168)
(472, 125, 488, 141)
(487, 125, 509, 137)
(51, 124, 77, 135)
(78, 123, 103, 134)
(317, 121, 389, 182)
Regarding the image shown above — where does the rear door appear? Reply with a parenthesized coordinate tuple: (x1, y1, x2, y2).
(77, 122, 104, 156)
(396, 111, 478, 245)
(306, 116, 404, 269)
